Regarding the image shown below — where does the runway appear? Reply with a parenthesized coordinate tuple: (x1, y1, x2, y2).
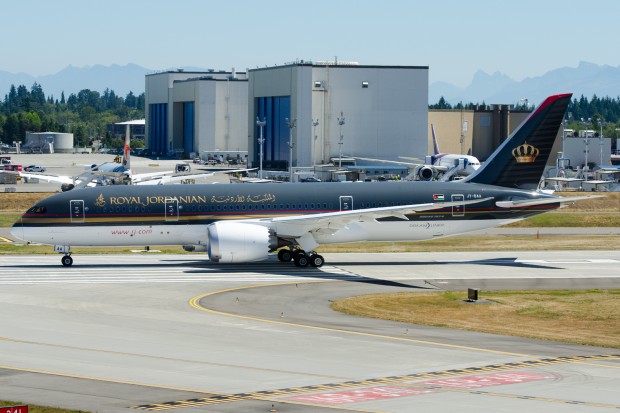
(0, 252, 618, 412)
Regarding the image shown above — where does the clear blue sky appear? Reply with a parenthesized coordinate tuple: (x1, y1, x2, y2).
(3, 0, 619, 86)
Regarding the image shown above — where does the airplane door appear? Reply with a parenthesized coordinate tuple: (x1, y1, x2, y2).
(451, 194, 464, 217)
(339, 196, 353, 211)
(165, 198, 179, 221)
(70, 200, 85, 223)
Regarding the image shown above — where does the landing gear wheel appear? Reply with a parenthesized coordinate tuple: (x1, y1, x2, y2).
(61, 255, 73, 267)
(277, 249, 293, 262)
(309, 254, 325, 267)
(294, 254, 309, 267)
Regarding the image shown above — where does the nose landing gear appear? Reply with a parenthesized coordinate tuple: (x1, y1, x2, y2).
(54, 245, 73, 267)
(61, 254, 73, 267)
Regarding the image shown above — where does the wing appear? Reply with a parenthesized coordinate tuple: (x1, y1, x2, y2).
(353, 156, 421, 166)
(19, 172, 74, 185)
(133, 168, 256, 185)
(255, 198, 493, 238)
(495, 195, 604, 208)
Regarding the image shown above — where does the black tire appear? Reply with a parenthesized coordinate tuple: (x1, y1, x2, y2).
(294, 254, 309, 267)
(61, 255, 73, 267)
(309, 254, 325, 267)
(277, 249, 293, 262)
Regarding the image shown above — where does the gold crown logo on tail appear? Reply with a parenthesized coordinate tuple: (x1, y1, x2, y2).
(512, 141, 540, 163)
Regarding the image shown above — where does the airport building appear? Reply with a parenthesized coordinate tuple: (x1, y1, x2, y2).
(24, 132, 73, 153)
(145, 62, 428, 168)
(144, 62, 565, 173)
(109, 119, 146, 141)
(247, 61, 429, 169)
(145, 69, 248, 158)
(428, 105, 530, 161)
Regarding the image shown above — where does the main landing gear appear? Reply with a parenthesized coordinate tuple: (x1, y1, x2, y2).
(277, 248, 324, 268)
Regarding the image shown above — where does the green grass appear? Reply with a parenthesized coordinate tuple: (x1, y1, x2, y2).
(504, 212, 620, 227)
(331, 290, 620, 348)
(0, 213, 20, 227)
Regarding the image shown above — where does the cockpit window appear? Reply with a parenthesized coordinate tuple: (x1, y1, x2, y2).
(27, 206, 47, 214)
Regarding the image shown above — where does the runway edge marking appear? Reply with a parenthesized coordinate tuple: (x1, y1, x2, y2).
(132, 355, 620, 411)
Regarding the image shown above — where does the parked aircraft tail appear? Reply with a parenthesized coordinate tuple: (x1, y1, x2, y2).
(122, 123, 132, 176)
(464, 93, 571, 190)
(431, 124, 442, 156)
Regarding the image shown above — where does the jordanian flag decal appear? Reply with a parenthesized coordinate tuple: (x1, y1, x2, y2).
(433, 194, 444, 201)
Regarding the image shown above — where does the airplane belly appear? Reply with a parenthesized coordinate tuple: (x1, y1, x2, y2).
(315, 219, 521, 244)
(17, 225, 208, 247)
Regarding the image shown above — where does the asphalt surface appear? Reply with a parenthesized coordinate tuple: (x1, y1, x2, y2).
(0, 252, 618, 413)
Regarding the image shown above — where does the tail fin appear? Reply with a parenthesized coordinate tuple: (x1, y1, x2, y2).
(431, 124, 441, 155)
(464, 93, 572, 189)
(122, 123, 132, 176)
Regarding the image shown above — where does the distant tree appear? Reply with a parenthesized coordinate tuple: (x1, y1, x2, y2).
(429, 96, 452, 109)
(0, 113, 6, 143)
(30, 83, 46, 108)
(124, 91, 137, 108)
(3, 113, 20, 142)
(20, 111, 42, 132)
(136, 93, 145, 111)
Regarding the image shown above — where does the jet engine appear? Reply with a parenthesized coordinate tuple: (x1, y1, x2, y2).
(416, 166, 436, 181)
(207, 222, 277, 263)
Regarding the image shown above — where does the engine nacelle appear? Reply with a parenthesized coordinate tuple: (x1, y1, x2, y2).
(207, 222, 276, 263)
(417, 166, 436, 181)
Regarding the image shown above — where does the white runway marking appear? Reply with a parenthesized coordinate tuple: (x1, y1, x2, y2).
(0, 258, 357, 285)
(518, 259, 620, 264)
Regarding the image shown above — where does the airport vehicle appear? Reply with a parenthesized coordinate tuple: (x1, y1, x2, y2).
(12, 94, 594, 267)
(24, 165, 47, 172)
(3, 164, 22, 172)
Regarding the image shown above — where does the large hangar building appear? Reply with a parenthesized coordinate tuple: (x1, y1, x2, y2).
(145, 62, 429, 169)
(247, 61, 429, 169)
(145, 69, 249, 158)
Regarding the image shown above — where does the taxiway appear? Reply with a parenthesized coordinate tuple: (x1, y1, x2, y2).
(0, 252, 618, 412)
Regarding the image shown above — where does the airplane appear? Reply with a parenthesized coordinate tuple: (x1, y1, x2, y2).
(352, 124, 482, 181)
(19, 124, 241, 190)
(416, 124, 482, 180)
(11, 93, 598, 268)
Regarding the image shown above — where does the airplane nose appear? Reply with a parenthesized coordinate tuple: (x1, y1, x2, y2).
(10, 218, 24, 242)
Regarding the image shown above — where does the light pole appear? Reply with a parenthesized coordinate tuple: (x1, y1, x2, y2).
(561, 119, 567, 155)
(256, 117, 266, 178)
(312, 119, 319, 164)
(285, 117, 296, 181)
(337, 112, 345, 169)
(599, 124, 604, 167)
(584, 132, 590, 181)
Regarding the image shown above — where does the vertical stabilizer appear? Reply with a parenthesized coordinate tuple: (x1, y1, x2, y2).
(431, 124, 442, 155)
(122, 123, 132, 176)
(464, 93, 572, 189)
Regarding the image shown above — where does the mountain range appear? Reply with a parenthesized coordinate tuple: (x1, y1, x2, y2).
(430, 61, 620, 105)
(1, 61, 619, 105)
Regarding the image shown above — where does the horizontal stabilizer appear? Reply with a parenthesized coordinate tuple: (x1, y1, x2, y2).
(495, 195, 604, 208)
